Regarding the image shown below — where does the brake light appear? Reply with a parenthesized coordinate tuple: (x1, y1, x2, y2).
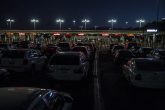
(23, 59, 28, 65)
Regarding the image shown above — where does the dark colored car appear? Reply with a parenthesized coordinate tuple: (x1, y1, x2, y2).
(109, 44, 118, 54)
(135, 47, 153, 58)
(0, 87, 73, 110)
(111, 45, 125, 57)
(44, 45, 61, 58)
(57, 42, 71, 51)
(147, 48, 165, 64)
(113, 49, 135, 65)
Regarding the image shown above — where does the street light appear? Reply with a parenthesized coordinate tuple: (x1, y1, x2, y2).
(31, 19, 39, 30)
(56, 19, 64, 30)
(108, 19, 117, 29)
(73, 20, 76, 25)
(6, 19, 14, 29)
(82, 19, 90, 30)
(136, 19, 145, 29)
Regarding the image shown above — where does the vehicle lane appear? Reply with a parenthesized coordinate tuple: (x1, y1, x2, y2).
(99, 51, 165, 110)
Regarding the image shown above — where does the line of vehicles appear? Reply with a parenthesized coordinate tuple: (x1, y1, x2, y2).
(109, 42, 165, 88)
(0, 41, 96, 110)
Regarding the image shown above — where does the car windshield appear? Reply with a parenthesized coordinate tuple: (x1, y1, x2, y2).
(136, 61, 165, 71)
(2, 50, 26, 58)
(50, 55, 80, 65)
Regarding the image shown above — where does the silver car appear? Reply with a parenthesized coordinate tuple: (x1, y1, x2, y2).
(47, 52, 89, 81)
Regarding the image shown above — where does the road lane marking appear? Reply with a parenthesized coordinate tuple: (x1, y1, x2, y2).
(94, 51, 105, 110)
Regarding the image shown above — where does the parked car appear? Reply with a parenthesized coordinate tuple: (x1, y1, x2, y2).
(122, 58, 165, 88)
(57, 42, 72, 51)
(125, 42, 139, 49)
(72, 46, 90, 60)
(0, 49, 47, 74)
(0, 87, 73, 110)
(44, 45, 61, 58)
(47, 52, 89, 81)
(111, 45, 124, 57)
(147, 48, 165, 64)
(109, 43, 118, 54)
(135, 47, 153, 58)
(76, 43, 95, 59)
(113, 49, 135, 65)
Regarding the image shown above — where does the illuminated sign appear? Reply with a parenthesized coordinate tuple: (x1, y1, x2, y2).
(78, 33, 85, 36)
(102, 33, 109, 36)
(147, 29, 158, 33)
(53, 33, 60, 36)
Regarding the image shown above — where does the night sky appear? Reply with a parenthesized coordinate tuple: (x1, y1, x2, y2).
(0, 0, 165, 29)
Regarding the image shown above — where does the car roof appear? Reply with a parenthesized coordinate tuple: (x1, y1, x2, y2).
(0, 87, 47, 110)
(56, 51, 82, 56)
(133, 58, 158, 62)
(73, 46, 87, 49)
(141, 47, 153, 49)
(118, 49, 131, 52)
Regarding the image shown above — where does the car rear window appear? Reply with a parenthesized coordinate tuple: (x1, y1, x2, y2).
(136, 61, 165, 71)
(2, 50, 26, 58)
(50, 55, 80, 65)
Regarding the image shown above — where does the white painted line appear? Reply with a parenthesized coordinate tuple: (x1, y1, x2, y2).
(94, 52, 105, 110)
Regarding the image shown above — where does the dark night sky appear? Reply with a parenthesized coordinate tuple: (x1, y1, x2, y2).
(0, 0, 164, 29)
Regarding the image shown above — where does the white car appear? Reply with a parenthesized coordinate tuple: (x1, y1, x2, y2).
(0, 49, 47, 74)
(122, 58, 165, 88)
(47, 52, 89, 81)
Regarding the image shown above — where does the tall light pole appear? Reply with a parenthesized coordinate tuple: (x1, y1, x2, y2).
(73, 20, 76, 30)
(108, 19, 117, 30)
(94, 26, 98, 30)
(31, 19, 39, 30)
(56, 19, 64, 30)
(82, 19, 90, 30)
(136, 19, 145, 29)
(73, 20, 76, 25)
(6, 19, 14, 29)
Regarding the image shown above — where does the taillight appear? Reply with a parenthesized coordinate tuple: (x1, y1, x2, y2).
(23, 59, 28, 65)
(74, 67, 83, 74)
